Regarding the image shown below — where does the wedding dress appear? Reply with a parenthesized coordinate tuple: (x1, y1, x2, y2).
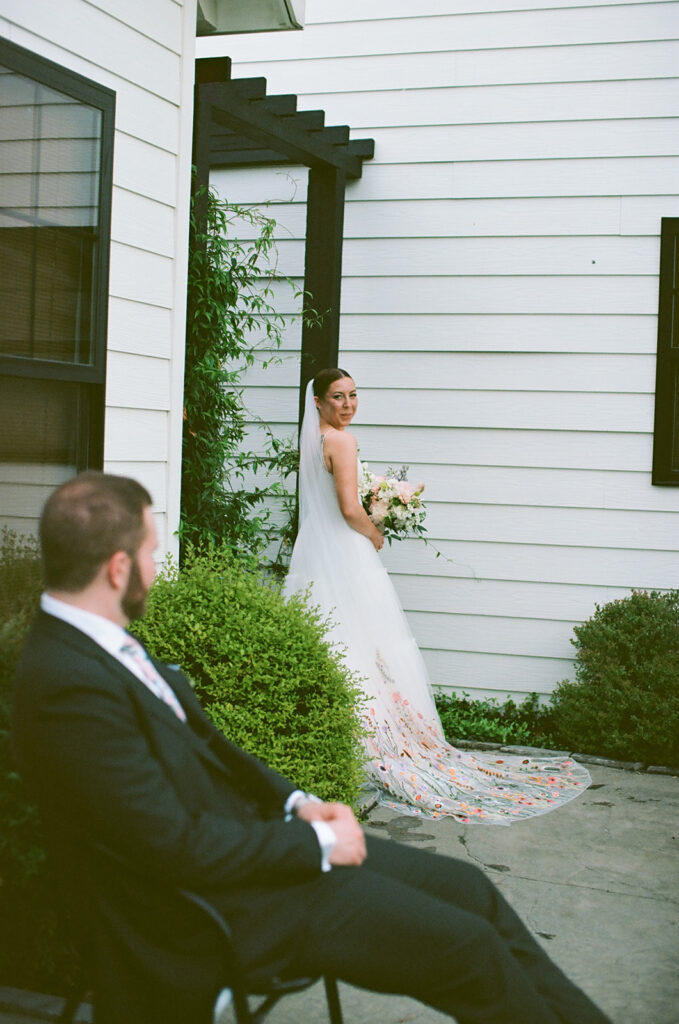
(284, 382, 591, 823)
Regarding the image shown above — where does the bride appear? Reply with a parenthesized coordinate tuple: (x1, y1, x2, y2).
(284, 368, 591, 824)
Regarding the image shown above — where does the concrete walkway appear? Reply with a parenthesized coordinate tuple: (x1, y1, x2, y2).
(1, 762, 677, 1024)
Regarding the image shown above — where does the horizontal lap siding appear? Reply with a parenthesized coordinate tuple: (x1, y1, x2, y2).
(0, 0, 192, 550)
(207, 39, 679, 93)
(203, 4, 678, 59)
(309, 1, 676, 20)
(199, 0, 679, 698)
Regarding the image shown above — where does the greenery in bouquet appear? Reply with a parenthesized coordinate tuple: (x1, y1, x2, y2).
(358, 462, 427, 543)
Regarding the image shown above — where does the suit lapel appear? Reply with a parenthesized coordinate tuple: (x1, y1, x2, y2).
(151, 663, 242, 777)
(37, 612, 234, 777)
(153, 662, 260, 781)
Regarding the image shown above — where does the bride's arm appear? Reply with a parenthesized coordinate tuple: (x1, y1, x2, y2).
(325, 431, 384, 551)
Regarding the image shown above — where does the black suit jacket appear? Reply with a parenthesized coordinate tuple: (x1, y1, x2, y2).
(12, 610, 323, 1023)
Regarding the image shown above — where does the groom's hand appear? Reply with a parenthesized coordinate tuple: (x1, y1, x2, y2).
(295, 800, 355, 824)
(328, 814, 367, 866)
(296, 800, 367, 866)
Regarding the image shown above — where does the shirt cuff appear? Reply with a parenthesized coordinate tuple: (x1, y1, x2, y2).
(283, 790, 335, 871)
(310, 820, 336, 873)
(284, 789, 319, 819)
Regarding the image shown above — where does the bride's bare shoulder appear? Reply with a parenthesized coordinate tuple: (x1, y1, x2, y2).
(323, 428, 357, 453)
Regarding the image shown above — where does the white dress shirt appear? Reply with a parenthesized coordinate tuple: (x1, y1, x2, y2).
(42, 592, 138, 670)
(40, 593, 335, 870)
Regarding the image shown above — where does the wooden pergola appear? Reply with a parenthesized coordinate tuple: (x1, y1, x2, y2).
(193, 56, 374, 425)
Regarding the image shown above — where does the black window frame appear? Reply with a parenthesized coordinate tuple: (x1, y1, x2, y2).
(0, 35, 115, 470)
(652, 217, 679, 485)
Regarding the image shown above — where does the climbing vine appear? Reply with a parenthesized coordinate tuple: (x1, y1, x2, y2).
(181, 183, 311, 569)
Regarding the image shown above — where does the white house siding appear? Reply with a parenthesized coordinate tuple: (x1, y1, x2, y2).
(199, 0, 679, 701)
(0, 0, 196, 555)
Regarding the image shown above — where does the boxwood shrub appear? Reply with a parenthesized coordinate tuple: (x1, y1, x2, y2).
(132, 545, 367, 806)
(549, 589, 679, 765)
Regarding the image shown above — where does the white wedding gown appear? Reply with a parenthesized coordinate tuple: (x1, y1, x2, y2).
(284, 382, 591, 824)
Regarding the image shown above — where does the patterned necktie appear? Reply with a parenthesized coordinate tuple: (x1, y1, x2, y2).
(119, 637, 187, 722)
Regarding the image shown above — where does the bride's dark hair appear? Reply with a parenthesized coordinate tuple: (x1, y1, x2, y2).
(312, 367, 353, 399)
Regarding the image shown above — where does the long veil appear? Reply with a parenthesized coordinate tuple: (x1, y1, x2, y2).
(287, 380, 354, 598)
(298, 380, 323, 528)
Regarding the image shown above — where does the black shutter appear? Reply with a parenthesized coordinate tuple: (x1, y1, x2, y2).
(652, 218, 679, 484)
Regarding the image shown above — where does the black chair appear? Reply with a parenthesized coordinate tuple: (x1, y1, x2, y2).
(57, 844, 343, 1024)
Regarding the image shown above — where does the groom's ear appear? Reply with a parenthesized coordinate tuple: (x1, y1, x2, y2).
(107, 549, 131, 592)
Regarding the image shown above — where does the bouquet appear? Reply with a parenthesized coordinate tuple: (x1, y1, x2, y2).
(358, 463, 426, 542)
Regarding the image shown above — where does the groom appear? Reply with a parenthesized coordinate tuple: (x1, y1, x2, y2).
(12, 472, 611, 1024)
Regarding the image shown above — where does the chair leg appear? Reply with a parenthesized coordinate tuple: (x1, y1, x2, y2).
(231, 988, 255, 1024)
(324, 976, 343, 1024)
(58, 994, 84, 1024)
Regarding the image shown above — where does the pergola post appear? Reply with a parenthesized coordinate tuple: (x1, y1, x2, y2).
(192, 58, 233, 233)
(298, 165, 346, 425)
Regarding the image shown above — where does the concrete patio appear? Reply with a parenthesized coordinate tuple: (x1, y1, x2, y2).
(1, 761, 677, 1024)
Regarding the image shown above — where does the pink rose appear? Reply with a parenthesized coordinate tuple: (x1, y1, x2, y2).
(370, 497, 389, 525)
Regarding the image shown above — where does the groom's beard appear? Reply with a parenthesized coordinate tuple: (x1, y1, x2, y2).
(121, 556, 149, 622)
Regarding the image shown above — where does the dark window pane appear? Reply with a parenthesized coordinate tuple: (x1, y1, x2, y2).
(0, 375, 82, 464)
(0, 225, 96, 361)
(0, 65, 101, 364)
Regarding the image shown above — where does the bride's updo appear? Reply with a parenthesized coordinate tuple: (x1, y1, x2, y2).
(313, 367, 352, 399)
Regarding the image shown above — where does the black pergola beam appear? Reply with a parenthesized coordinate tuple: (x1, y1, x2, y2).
(210, 146, 291, 166)
(209, 137, 374, 172)
(282, 109, 325, 133)
(312, 125, 350, 146)
(193, 58, 374, 441)
(348, 138, 375, 159)
(259, 94, 298, 116)
(200, 83, 365, 179)
(227, 77, 267, 99)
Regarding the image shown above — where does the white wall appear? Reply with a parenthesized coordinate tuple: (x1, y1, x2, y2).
(199, 0, 679, 701)
(0, 0, 196, 556)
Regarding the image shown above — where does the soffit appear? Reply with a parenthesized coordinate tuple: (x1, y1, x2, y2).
(197, 0, 304, 36)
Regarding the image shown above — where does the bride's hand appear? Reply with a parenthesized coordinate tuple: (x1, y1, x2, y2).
(371, 529, 384, 552)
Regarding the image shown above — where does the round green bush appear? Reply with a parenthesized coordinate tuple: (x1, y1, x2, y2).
(549, 589, 679, 765)
(133, 546, 367, 807)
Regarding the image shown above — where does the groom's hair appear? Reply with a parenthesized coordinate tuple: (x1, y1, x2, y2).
(40, 472, 152, 592)
(313, 367, 352, 399)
